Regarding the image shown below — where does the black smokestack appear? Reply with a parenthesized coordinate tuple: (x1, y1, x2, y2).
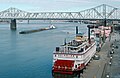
(104, 19, 107, 27)
(76, 26, 78, 35)
(87, 25, 91, 44)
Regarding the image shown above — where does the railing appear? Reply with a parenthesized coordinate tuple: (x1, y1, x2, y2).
(0, 4, 120, 20)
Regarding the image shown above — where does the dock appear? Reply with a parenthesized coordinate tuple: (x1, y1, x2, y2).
(105, 31, 120, 78)
(81, 31, 120, 78)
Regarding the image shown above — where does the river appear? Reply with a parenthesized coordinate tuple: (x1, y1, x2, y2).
(0, 21, 87, 78)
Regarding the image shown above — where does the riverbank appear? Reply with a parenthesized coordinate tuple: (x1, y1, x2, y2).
(81, 31, 117, 78)
(104, 31, 120, 78)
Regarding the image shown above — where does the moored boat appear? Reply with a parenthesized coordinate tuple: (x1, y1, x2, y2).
(52, 26, 96, 74)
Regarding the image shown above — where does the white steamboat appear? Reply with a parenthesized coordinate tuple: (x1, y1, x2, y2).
(52, 26, 96, 74)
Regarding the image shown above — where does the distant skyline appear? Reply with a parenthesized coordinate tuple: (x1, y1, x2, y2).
(0, 0, 120, 12)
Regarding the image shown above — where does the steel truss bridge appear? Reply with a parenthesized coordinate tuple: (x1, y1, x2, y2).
(0, 4, 120, 20)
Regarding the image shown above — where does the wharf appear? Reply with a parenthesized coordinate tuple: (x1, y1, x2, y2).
(105, 31, 120, 78)
(81, 31, 120, 78)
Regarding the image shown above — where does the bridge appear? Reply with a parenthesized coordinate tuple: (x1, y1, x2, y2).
(0, 4, 120, 30)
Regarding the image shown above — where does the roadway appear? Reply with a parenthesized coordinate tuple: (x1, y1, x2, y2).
(106, 31, 120, 78)
(81, 31, 118, 78)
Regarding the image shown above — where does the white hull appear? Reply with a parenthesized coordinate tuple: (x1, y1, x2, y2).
(53, 42, 96, 73)
(52, 26, 96, 74)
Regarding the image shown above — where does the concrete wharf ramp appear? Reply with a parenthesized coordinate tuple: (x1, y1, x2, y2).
(81, 31, 120, 78)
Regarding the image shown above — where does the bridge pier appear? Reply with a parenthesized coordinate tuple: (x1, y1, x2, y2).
(10, 19, 16, 30)
(28, 20, 30, 24)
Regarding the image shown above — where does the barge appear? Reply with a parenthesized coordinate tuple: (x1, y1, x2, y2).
(19, 25, 56, 34)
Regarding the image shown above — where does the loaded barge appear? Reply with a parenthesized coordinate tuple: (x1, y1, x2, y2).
(52, 26, 96, 74)
(19, 25, 56, 34)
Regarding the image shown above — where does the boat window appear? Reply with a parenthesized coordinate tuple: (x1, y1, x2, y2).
(85, 46, 88, 50)
(56, 47, 60, 52)
(74, 48, 78, 50)
(75, 65, 77, 68)
(70, 48, 73, 50)
(70, 48, 78, 50)
(76, 56, 78, 58)
(78, 48, 84, 53)
(96, 34, 100, 37)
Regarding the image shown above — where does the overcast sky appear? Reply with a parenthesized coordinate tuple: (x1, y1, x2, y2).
(0, 0, 120, 12)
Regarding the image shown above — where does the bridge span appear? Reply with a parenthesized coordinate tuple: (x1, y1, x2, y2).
(0, 4, 120, 30)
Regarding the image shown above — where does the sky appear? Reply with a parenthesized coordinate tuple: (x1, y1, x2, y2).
(0, 0, 120, 12)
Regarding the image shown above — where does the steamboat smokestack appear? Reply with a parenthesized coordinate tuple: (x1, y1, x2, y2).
(87, 25, 91, 44)
(76, 26, 78, 35)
